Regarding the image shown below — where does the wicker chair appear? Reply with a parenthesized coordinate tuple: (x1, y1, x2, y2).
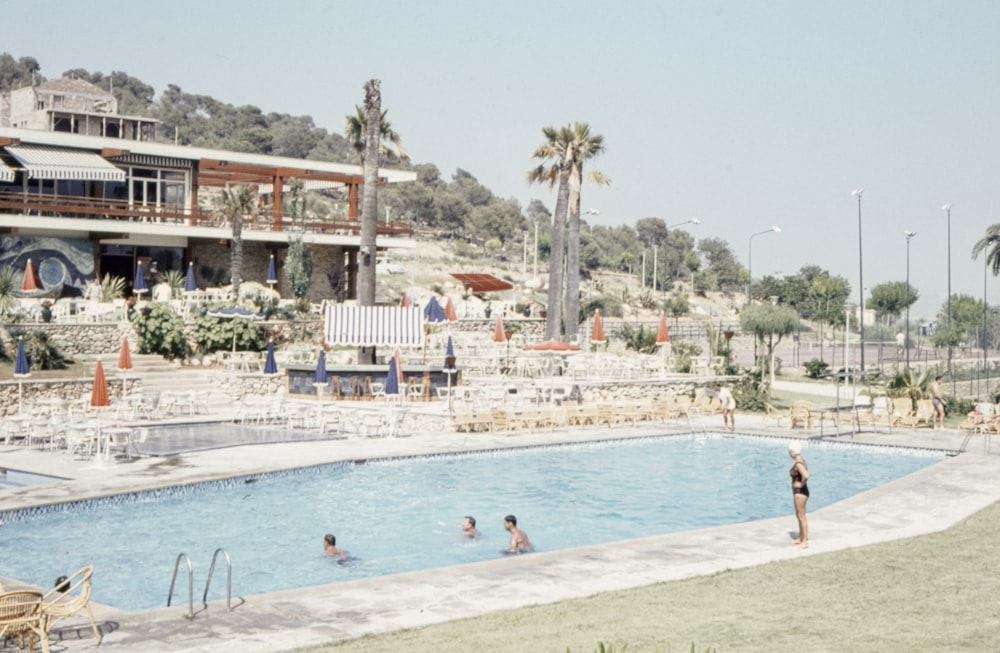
(37, 565, 101, 653)
(0, 590, 42, 652)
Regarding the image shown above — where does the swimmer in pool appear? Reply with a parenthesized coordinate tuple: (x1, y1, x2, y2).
(462, 515, 480, 539)
(322, 533, 349, 559)
(503, 514, 533, 554)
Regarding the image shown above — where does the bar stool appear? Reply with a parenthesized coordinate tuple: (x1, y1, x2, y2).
(329, 376, 342, 400)
(362, 376, 374, 400)
(350, 376, 363, 399)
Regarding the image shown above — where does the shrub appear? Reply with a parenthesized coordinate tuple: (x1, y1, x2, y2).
(620, 323, 658, 354)
(803, 358, 830, 379)
(10, 329, 68, 370)
(672, 340, 703, 373)
(100, 273, 126, 302)
(194, 307, 263, 354)
(132, 303, 189, 360)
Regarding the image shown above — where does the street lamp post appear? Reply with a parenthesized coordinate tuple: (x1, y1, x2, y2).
(942, 203, 953, 378)
(532, 219, 539, 280)
(522, 230, 528, 276)
(747, 226, 781, 301)
(853, 188, 866, 371)
(980, 235, 999, 401)
(904, 230, 916, 369)
(665, 218, 701, 295)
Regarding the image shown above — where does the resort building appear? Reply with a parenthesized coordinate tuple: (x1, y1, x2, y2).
(0, 79, 416, 302)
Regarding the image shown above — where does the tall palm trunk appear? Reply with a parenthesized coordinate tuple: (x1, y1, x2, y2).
(565, 169, 582, 341)
(546, 164, 570, 340)
(231, 210, 243, 296)
(356, 80, 382, 365)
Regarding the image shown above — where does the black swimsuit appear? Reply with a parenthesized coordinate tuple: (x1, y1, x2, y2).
(791, 462, 809, 497)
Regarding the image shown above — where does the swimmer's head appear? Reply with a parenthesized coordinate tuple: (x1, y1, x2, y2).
(323, 534, 336, 547)
(788, 441, 802, 455)
(504, 514, 517, 526)
(464, 515, 476, 528)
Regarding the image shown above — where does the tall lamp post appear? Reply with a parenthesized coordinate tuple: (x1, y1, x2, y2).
(852, 188, 866, 371)
(747, 226, 781, 301)
(904, 230, 916, 369)
(980, 235, 999, 400)
(942, 203, 953, 378)
(665, 218, 701, 294)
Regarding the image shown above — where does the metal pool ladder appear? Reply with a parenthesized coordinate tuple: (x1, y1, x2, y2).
(168, 549, 243, 618)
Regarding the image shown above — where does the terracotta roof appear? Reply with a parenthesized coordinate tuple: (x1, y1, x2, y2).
(450, 273, 514, 293)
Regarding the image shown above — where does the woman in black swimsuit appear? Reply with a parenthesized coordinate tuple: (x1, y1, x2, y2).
(788, 441, 809, 548)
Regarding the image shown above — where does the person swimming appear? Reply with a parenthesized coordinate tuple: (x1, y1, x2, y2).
(502, 514, 534, 554)
(462, 515, 480, 539)
(322, 533, 349, 559)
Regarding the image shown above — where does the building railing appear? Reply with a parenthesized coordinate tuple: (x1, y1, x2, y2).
(0, 192, 412, 237)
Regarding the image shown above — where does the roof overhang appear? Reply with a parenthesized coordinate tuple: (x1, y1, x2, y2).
(450, 273, 514, 293)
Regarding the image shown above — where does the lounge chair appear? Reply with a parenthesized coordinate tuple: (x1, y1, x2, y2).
(788, 400, 814, 430)
(0, 590, 42, 651)
(761, 402, 785, 428)
(899, 399, 934, 428)
(36, 565, 101, 653)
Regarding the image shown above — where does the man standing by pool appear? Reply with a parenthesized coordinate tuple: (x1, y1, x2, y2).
(931, 375, 946, 429)
(503, 514, 534, 554)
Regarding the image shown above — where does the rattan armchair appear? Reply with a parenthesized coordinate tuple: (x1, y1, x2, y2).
(0, 590, 42, 651)
(37, 565, 101, 653)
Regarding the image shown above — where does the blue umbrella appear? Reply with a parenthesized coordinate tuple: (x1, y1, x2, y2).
(444, 335, 456, 372)
(14, 337, 29, 377)
(385, 356, 400, 396)
(184, 262, 196, 292)
(423, 296, 447, 323)
(14, 336, 28, 411)
(313, 350, 328, 385)
(266, 255, 278, 286)
(133, 261, 148, 294)
(263, 341, 278, 375)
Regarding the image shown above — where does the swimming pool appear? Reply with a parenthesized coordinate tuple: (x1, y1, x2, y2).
(0, 468, 66, 490)
(0, 434, 942, 611)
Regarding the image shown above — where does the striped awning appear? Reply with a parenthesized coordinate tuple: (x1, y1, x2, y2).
(4, 144, 126, 182)
(324, 304, 424, 347)
(0, 159, 13, 183)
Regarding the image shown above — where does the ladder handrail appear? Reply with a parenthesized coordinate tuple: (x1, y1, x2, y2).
(167, 553, 195, 619)
(202, 547, 234, 612)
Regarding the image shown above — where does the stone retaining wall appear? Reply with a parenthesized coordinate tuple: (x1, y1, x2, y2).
(1, 377, 133, 416)
(5, 322, 133, 357)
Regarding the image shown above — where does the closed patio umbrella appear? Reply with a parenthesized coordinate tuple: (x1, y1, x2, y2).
(385, 354, 400, 396)
(117, 336, 133, 397)
(423, 296, 447, 323)
(399, 293, 411, 308)
(656, 312, 671, 345)
(263, 340, 278, 375)
(133, 261, 148, 297)
(14, 336, 29, 411)
(493, 316, 506, 343)
(184, 262, 197, 293)
(313, 350, 328, 398)
(444, 297, 458, 322)
(591, 309, 606, 345)
(90, 359, 110, 408)
(21, 259, 40, 292)
(266, 254, 278, 287)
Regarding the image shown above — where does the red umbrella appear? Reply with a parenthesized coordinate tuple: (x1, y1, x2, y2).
(444, 297, 458, 322)
(21, 259, 40, 291)
(493, 316, 507, 343)
(656, 312, 671, 345)
(117, 336, 133, 372)
(393, 348, 404, 385)
(524, 339, 581, 352)
(400, 293, 411, 308)
(90, 359, 110, 408)
(591, 309, 606, 344)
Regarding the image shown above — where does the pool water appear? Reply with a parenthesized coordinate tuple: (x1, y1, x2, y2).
(0, 435, 941, 611)
(0, 468, 65, 490)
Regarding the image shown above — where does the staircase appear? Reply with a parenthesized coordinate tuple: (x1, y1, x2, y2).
(85, 354, 230, 409)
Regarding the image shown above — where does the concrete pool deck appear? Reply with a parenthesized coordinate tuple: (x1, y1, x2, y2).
(1, 410, 998, 653)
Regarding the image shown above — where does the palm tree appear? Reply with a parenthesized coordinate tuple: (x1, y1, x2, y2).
(528, 126, 572, 340)
(972, 225, 1000, 274)
(564, 122, 608, 341)
(346, 81, 409, 310)
(217, 185, 257, 297)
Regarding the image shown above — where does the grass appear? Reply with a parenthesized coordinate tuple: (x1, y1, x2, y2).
(296, 500, 1000, 653)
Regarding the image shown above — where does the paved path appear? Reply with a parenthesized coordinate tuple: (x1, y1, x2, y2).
(1, 403, 997, 653)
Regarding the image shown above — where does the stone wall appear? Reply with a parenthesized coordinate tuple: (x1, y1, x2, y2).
(0, 377, 132, 416)
(6, 322, 133, 357)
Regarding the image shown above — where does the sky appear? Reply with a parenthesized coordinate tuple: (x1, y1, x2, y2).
(7, 0, 1000, 320)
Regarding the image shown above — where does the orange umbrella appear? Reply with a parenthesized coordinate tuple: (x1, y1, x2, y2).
(591, 309, 606, 344)
(90, 359, 110, 408)
(393, 348, 404, 384)
(117, 336, 133, 372)
(444, 297, 458, 322)
(656, 312, 671, 345)
(400, 293, 411, 308)
(21, 259, 40, 292)
(493, 316, 507, 343)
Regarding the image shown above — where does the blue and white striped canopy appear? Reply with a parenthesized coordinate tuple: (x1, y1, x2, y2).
(324, 304, 423, 347)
